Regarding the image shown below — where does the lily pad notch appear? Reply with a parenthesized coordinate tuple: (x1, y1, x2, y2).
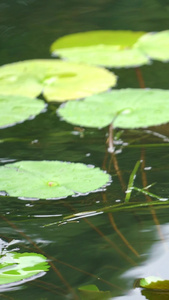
(0, 160, 111, 200)
(0, 60, 117, 102)
(57, 88, 169, 129)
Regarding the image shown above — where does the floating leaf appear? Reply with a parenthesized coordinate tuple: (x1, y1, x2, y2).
(139, 276, 169, 291)
(0, 94, 45, 128)
(142, 289, 169, 300)
(135, 30, 169, 62)
(0, 60, 117, 102)
(52, 45, 149, 68)
(78, 284, 111, 300)
(0, 161, 110, 199)
(50, 30, 149, 68)
(51, 30, 146, 49)
(58, 89, 169, 129)
(0, 252, 50, 286)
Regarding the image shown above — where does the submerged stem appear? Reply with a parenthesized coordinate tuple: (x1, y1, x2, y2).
(135, 67, 145, 89)
(125, 160, 141, 202)
(108, 122, 114, 153)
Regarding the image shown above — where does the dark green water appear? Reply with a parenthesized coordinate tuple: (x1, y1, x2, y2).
(1, 1, 169, 299)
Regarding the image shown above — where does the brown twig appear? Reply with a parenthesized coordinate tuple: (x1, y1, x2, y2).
(102, 193, 139, 258)
(83, 217, 137, 266)
(109, 153, 126, 193)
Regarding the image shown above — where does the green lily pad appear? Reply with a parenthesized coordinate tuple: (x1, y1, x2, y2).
(0, 60, 117, 102)
(50, 30, 149, 68)
(0, 252, 50, 286)
(58, 89, 169, 129)
(0, 94, 45, 128)
(142, 289, 169, 300)
(0, 160, 110, 199)
(134, 30, 169, 62)
(50, 30, 145, 49)
(139, 276, 169, 291)
(78, 284, 111, 300)
(52, 45, 149, 68)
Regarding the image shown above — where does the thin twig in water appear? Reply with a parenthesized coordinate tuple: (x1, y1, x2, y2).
(140, 149, 167, 248)
(109, 153, 126, 193)
(102, 193, 139, 257)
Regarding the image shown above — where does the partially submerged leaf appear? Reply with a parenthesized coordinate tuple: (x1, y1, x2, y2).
(0, 252, 49, 286)
(0, 60, 117, 102)
(0, 161, 110, 199)
(51, 30, 148, 68)
(79, 285, 100, 292)
(142, 289, 169, 300)
(78, 284, 111, 300)
(0, 94, 45, 128)
(135, 30, 169, 62)
(139, 276, 169, 291)
(58, 89, 169, 129)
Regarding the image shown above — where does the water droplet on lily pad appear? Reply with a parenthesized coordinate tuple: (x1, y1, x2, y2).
(0, 160, 110, 199)
(0, 60, 117, 102)
(58, 88, 169, 129)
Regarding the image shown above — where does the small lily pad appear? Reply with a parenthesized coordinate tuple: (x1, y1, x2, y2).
(0, 160, 110, 199)
(58, 89, 169, 129)
(139, 276, 169, 291)
(135, 30, 169, 62)
(50, 30, 149, 68)
(0, 94, 45, 128)
(0, 60, 117, 102)
(0, 252, 50, 286)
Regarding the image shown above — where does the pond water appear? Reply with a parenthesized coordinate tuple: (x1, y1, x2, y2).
(1, 1, 169, 299)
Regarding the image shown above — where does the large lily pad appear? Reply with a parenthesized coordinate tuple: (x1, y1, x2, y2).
(0, 252, 50, 286)
(0, 161, 110, 199)
(58, 89, 169, 129)
(0, 60, 117, 102)
(0, 94, 45, 128)
(50, 30, 149, 68)
(134, 30, 169, 62)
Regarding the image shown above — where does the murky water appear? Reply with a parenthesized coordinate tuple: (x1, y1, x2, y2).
(1, 1, 169, 299)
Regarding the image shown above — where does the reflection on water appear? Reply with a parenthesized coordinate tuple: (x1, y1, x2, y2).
(115, 223, 169, 299)
(1, 201, 169, 299)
